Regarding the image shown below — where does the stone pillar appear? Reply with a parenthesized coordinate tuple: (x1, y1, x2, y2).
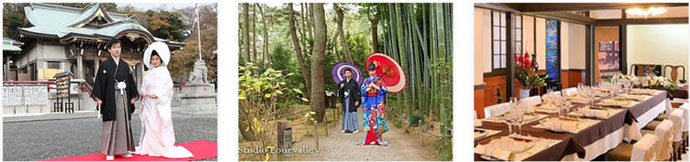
(5, 57, 10, 81)
(94, 50, 100, 80)
(76, 48, 84, 79)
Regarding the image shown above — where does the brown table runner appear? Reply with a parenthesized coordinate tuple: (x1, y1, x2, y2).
(475, 90, 667, 161)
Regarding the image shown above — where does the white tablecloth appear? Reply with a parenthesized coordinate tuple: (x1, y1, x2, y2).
(562, 98, 665, 161)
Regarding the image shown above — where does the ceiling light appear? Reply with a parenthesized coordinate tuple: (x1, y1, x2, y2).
(626, 7, 667, 19)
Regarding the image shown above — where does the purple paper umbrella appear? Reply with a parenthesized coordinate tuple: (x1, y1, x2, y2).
(331, 62, 363, 86)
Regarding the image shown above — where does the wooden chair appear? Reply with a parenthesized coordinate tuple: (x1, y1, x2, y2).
(547, 91, 562, 96)
(669, 109, 684, 160)
(679, 103, 689, 153)
(664, 65, 686, 84)
(483, 103, 510, 118)
(606, 134, 658, 161)
(630, 64, 663, 77)
(563, 87, 578, 96)
(640, 120, 674, 161)
(520, 96, 542, 107)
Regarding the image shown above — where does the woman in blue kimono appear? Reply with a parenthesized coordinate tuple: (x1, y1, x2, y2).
(361, 63, 389, 146)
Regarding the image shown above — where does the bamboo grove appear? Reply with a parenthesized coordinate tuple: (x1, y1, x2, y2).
(379, 3, 453, 137)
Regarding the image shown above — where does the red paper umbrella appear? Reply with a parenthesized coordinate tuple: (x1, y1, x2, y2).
(366, 53, 406, 93)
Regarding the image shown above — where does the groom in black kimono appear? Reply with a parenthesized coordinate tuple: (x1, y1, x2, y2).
(338, 68, 361, 133)
(92, 38, 139, 160)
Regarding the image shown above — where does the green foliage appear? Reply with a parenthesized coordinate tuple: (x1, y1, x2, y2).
(238, 63, 308, 143)
(408, 114, 424, 127)
(3, 3, 27, 37)
(430, 56, 453, 136)
(269, 41, 307, 103)
(144, 10, 188, 42)
(238, 63, 306, 102)
(347, 33, 373, 69)
(433, 136, 453, 161)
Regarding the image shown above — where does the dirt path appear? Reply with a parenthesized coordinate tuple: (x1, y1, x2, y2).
(289, 110, 437, 161)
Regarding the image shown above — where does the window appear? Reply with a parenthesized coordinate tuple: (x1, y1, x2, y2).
(46, 61, 61, 69)
(491, 11, 507, 69)
(514, 15, 523, 54)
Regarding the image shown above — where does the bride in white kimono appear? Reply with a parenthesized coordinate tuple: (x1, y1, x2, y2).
(136, 42, 193, 158)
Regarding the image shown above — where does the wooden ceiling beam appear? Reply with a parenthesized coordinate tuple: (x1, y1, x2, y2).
(474, 3, 520, 13)
(596, 17, 688, 25)
(504, 3, 687, 12)
(523, 12, 596, 25)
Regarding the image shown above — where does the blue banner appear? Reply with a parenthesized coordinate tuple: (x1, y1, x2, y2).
(546, 19, 559, 81)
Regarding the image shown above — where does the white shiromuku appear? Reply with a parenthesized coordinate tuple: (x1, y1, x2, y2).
(136, 65, 193, 158)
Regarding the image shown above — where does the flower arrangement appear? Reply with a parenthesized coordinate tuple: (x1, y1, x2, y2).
(515, 52, 547, 89)
(610, 73, 679, 90)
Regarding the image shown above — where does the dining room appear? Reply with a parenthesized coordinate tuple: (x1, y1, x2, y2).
(473, 3, 689, 161)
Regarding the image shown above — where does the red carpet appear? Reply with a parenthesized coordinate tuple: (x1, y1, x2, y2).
(41, 140, 217, 161)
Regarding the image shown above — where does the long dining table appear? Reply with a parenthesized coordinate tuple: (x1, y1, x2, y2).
(474, 89, 667, 161)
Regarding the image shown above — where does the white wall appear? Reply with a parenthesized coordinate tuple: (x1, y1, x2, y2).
(627, 24, 689, 80)
(568, 23, 586, 70)
(561, 21, 570, 70)
(42, 43, 67, 60)
(523, 16, 535, 55)
(474, 8, 492, 85)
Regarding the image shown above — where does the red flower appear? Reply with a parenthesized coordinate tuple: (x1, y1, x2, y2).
(523, 52, 530, 68)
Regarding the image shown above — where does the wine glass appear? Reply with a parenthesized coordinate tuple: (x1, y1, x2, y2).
(543, 92, 554, 106)
(625, 80, 633, 93)
(581, 86, 593, 107)
(563, 100, 572, 114)
(557, 96, 568, 117)
(515, 109, 525, 135)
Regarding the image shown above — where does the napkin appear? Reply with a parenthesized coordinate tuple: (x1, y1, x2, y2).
(475, 143, 514, 160)
(581, 109, 609, 119)
(543, 119, 579, 133)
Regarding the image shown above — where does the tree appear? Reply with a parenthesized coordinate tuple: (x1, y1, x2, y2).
(242, 3, 251, 63)
(168, 4, 218, 84)
(288, 3, 312, 97)
(333, 3, 353, 62)
(257, 4, 270, 68)
(360, 3, 381, 52)
(143, 10, 188, 42)
(307, 4, 314, 40)
(310, 3, 327, 122)
(298, 4, 310, 62)
(251, 4, 259, 63)
(3, 3, 27, 37)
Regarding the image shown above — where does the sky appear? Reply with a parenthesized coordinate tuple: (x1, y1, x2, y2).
(115, 3, 214, 11)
